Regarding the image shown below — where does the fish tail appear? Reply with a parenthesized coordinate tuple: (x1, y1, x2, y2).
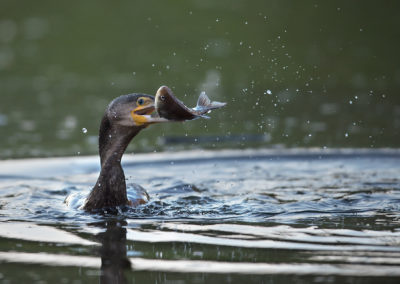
(196, 92, 226, 111)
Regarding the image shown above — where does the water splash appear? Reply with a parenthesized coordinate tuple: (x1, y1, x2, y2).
(1, 149, 400, 280)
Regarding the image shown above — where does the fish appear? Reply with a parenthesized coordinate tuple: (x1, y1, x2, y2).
(155, 85, 226, 121)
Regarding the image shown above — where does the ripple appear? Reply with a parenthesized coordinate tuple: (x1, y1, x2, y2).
(1, 252, 400, 276)
(0, 150, 400, 280)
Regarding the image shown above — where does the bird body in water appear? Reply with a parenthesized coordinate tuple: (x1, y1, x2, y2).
(83, 94, 162, 211)
(83, 87, 225, 211)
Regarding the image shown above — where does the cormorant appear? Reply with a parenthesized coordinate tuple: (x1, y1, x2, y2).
(82, 86, 225, 211)
(83, 93, 165, 211)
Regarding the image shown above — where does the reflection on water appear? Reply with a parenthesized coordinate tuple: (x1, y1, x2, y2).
(0, 149, 400, 283)
(96, 220, 130, 284)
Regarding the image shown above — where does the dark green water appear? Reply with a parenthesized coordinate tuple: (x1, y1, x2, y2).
(1, 1, 399, 158)
(1, 2, 400, 283)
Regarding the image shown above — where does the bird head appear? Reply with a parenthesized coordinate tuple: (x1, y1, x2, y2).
(106, 94, 158, 127)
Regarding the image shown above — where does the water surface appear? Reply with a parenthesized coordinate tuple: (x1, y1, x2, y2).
(0, 149, 399, 283)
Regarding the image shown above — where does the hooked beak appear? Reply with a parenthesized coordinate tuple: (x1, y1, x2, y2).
(130, 101, 169, 126)
(132, 102, 155, 115)
(130, 102, 155, 126)
(130, 93, 171, 126)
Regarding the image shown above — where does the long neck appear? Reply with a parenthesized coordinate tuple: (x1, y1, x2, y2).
(84, 114, 142, 210)
(98, 115, 140, 167)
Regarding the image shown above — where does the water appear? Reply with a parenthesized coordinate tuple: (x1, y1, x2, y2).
(1, 1, 400, 159)
(1, 149, 400, 283)
(1, 1, 399, 282)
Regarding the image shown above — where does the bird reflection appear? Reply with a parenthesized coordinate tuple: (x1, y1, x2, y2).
(94, 219, 130, 284)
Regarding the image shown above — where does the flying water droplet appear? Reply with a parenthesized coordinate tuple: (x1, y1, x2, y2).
(82, 128, 87, 134)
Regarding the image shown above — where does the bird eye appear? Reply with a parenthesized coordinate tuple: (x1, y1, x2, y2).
(160, 95, 165, 101)
(138, 98, 144, 105)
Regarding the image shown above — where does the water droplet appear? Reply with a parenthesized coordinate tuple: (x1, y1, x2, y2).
(349, 100, 353, 104)
(216, 18, 219, 22)
(345, 133, 349, 138)
(265, 89, 272, 95)
(82, 128, 87, 134)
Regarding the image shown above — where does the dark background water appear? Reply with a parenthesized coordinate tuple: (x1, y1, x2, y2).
(1, 0, 400, 158)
